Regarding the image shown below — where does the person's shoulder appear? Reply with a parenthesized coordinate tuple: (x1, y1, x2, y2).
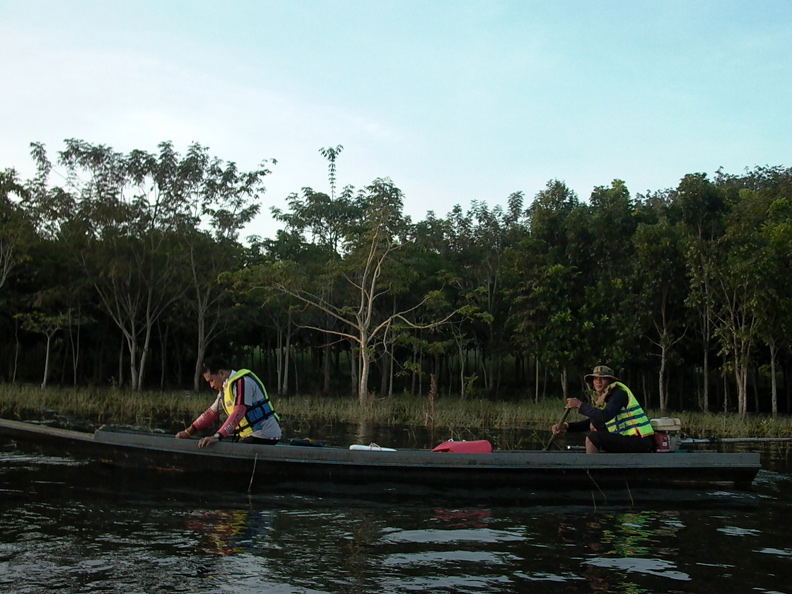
(608, 385, 629, 400)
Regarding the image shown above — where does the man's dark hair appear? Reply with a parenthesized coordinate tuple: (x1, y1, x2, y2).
(202, 356, 230, 375)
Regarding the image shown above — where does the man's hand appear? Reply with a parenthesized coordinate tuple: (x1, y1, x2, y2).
(565, 398, 583, 409)
(198, 435, 220, 448)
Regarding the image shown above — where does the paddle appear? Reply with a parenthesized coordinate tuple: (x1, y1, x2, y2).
(544, 407, 571, 451)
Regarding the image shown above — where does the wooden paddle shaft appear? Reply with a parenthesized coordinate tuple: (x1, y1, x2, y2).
(544, 407, 571, 451)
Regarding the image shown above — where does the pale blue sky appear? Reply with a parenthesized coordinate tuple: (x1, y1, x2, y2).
(1, 0, 789, 239)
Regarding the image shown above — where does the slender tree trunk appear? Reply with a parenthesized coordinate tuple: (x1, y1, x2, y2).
(159, 324, 167, 390)
(410, 344, 418, 396)
(13, 320, 20, 383)
(274, 326, 283, 395)
(388, 350, 394, 397)
(379, 354, 387, 398)
(137, 320, 154, 391)
(542, 365, 548, 400)
(456, 333, 467, 400)
(560, 366, 568, 400)
(323, 339, 331, 394)
(702, 343, 710, 412)
(123, 327, 141, 391)
(659, 341, 668, 412)
(770, 343, 778, 415)
(118, 335, 125, 388)
(358, 346, 372, 406)
(193, 309, 208, 393)
(736, 359, 748, 417)
(480, 347, 489, 392)
(293, 344, 299, 395)
(41, 333, 53, 389)
(68, 310, 81, 387)
(281, 319, 292, 395)
(733, 336, 751, 416)
(723, 371, 729, 413)
(350, 342, 358, 396)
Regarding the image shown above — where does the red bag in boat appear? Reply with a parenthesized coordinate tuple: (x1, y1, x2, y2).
(431, 440, 493, 454)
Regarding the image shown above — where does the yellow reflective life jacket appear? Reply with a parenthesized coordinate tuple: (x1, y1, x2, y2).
(221, 369, 279, 439)
(602, 381, 654, 438)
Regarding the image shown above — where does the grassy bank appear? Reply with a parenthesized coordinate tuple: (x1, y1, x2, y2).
(1, 384, 791, 439)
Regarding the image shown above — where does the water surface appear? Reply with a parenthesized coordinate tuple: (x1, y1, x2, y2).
(1, 423, 790, 594)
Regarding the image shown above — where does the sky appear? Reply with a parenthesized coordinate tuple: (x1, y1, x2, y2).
(1, 0, 790, 240)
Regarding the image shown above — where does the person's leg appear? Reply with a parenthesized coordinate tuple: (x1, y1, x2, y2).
(585, 435, 602, 453)
(239, 436, 280, 445)
(587, 431, 653, 453)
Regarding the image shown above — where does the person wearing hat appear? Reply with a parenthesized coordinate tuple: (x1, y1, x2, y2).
(550, 365, 655, 453)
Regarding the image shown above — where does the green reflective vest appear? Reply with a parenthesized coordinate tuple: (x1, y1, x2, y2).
(602, 381, 654, 438)
(221, 369, 279, 438)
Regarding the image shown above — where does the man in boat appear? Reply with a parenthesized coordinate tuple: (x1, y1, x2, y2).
(550, 365, 654, 454)
(175, 356, 282, 448)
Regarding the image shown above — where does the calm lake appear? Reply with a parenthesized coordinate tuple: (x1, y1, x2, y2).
(2, 421, 791, 594)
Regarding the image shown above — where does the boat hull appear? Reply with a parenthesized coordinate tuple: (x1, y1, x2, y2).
(0, 418, 761, 500)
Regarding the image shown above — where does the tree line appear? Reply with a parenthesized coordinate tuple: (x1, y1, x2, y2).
(1, 140, 790, 415)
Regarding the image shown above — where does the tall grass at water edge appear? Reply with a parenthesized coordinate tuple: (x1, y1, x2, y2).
(0, 384, 203, 430)
(0, 384, 790, 439)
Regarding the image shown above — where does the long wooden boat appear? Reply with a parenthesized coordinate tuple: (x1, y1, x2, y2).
(0, 418, 761, 501)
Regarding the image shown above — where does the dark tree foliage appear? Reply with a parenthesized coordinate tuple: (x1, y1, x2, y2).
(2, 140, 791, 415)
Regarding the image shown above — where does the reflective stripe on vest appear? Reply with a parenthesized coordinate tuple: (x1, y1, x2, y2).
(222, 369, 279, 438)
(603, 381, 654, 438)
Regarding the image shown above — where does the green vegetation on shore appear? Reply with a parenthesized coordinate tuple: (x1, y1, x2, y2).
(0, 385, 790, 440)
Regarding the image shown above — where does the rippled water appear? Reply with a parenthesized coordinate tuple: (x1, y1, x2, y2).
(2, 426, 792, 594)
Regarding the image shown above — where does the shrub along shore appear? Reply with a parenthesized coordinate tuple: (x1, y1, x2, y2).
(0, 384, 790, 441)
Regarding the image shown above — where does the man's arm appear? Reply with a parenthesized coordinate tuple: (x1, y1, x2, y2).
(579, 389, 628, 424)
(216, 376, 251, 438)
(175, 394, 222, 438)
(565, 418, 591, 432)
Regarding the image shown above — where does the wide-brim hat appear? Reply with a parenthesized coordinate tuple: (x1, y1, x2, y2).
(584, 365, 618, 384)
